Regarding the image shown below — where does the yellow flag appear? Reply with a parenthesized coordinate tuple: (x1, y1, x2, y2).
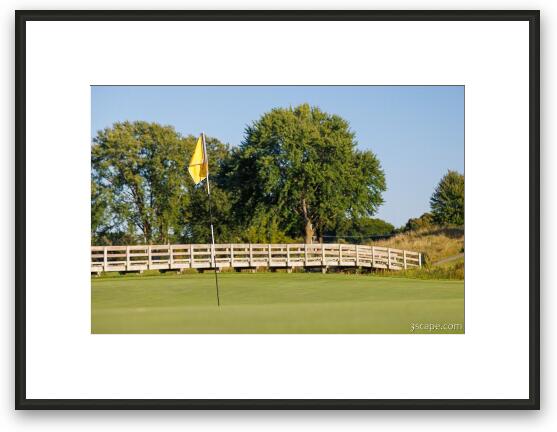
(188, 135, 208, 185)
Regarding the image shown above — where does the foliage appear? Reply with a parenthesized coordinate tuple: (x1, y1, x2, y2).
(91, 121, 231, 245)
(333, 217, 395, 243)
(91, 110, 464, 254)
(91, 179, 111, 238)
(180, 137, 237, 243)
(241, 209, 299, 243)
(430, 170, 464, 225)
(403, 212, 435, 232)
(378, 259, 464, 280)
(222, 104, 386, 243)
(373, 226, 464, 264)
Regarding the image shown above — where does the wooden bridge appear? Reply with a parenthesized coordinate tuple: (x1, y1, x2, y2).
(91, 243, 421, 274)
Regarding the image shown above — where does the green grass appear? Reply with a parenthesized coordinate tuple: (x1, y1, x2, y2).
(375, 259, 465, 281)
(91, 273, 464, 334)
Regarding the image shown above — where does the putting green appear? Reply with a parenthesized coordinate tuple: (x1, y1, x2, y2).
(91, 272, 464, 334)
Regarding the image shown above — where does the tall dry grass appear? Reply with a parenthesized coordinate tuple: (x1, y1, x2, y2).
(372, 226, 464, 264)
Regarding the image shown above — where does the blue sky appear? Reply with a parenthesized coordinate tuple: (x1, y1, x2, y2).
(91, 86, 464, 227)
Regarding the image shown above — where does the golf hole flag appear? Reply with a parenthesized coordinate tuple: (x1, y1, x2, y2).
(187, 132, 221, 306)
(188, 135, 208, 185)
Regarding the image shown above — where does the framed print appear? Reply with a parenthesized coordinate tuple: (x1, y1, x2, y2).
(15, 10, 540, 409)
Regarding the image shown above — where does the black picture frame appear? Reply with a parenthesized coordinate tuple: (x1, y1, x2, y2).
(15, 10, 540, 410)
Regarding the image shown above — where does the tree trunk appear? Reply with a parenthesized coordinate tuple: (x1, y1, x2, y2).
(142, 222, 151, 244)
(304, 219, 314, 244)
(301, 197, 314, 244)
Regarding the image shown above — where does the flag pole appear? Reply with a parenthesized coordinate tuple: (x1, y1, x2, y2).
(202, 132, 221, 307)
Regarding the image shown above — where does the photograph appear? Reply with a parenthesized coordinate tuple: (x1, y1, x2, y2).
(15, 9, 539, 410)
(90, 85, 465, 334)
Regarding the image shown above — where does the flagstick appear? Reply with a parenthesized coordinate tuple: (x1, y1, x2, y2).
(202, 132, 221, 307)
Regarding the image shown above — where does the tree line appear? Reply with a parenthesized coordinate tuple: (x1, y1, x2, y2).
(91, 103, 463, 246)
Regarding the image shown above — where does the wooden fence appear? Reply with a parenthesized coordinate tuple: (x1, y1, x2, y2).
(91, 243, 421, 274)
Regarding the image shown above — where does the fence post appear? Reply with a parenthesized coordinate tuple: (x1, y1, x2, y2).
(304, 243, 308, 265)
(249, 243, 253, 267)
(321, 243, 325, 265)
(286, 244, 290, 266)
(169, 245, 174, 269)
(356, 245, 360, 266)
(230, 243, 234, 266)
(126, 245, 130, 271)
(103, 246, 107, 272)
(372, 246, 375, 267)
(403, 250, 407, 269)
(338, 244, 342, 264)
(189, 244, 194, 268)
(388, 248, 392, 269)
(419, 253, 422, 268)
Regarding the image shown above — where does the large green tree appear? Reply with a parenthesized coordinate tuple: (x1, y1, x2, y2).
(222, 104, 386, 243)
(430, 170, 464, 225)
(91, 121, 231, 244)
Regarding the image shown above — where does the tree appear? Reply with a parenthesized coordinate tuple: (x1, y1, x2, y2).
(333, 217, 395, 243)
(92, 121, 231, 244)
(430, 170, 464, 225)
(222, 104, 386, 243)
(92, 121, 192, 243)
(404, 212, 435, 232)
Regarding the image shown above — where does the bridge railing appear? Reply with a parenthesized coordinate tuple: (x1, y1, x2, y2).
(91, 243, 421, 273)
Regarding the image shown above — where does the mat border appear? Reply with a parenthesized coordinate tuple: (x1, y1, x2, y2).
(14, 9, 540, 410)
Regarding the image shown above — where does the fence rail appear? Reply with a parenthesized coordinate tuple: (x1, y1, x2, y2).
(91, 243, 421, 274)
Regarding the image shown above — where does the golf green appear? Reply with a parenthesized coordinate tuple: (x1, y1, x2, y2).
(91, 272, 464, 334)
